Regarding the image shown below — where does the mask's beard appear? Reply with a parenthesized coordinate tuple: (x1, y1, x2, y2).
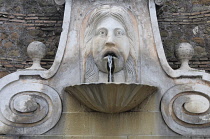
(84, 55, 99, 83)
(124, 55, 137, 83)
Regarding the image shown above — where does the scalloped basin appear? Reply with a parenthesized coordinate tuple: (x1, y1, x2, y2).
(65, 83, 157, 113)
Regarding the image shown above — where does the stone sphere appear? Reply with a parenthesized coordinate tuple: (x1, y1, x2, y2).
(27, 41, 46, 60)
(175, 43, 194, 61)
(155, 0, 165, 5)
(54, 0, 65, 5)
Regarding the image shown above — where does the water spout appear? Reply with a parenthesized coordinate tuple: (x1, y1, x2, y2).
(107, 55, 114, 82)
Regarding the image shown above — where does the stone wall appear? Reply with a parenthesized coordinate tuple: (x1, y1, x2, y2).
(157, 0, 210, 71)
(0, 0, 209, 77)
(0, 0, 63, 77)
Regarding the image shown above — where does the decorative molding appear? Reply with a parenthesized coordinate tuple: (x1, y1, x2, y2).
(40, 0, 72, 79)
(161, 84, 210, 136)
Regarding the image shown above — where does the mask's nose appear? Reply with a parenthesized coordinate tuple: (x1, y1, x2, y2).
(106, 32, 115, 46)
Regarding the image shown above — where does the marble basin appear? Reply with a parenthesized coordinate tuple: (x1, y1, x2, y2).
(65, 83, 157, 113)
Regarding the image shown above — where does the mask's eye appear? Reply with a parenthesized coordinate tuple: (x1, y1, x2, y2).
(115, 29, 125, 36)
(97, 28, 107, 37)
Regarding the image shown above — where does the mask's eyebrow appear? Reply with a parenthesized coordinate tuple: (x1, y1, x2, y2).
(95, 27, 107, 34)
(114, 27, 125, 31)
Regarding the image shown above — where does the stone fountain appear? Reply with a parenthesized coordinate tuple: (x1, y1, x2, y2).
(0, 0, 210, 138)
(65, 5, 157, 113)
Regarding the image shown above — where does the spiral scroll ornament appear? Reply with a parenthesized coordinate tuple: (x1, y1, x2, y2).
(0, 82, 62, 135)
(161, 84, 210, 136)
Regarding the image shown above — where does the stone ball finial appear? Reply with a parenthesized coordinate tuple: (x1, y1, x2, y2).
(155, 0, 165, 6)
(54, 0, 65, 5)
(175, 43, 194, 70)
(27, 41, 47, 70)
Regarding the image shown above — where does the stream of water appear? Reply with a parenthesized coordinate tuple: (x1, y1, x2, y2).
(107, 55, 114, 82)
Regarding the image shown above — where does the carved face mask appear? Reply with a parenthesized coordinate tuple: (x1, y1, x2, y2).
(92, 17, 130, 73)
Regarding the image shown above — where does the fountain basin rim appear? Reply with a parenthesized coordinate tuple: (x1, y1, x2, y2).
(68, 82, 157, 87)
(65, 83, 158, 113)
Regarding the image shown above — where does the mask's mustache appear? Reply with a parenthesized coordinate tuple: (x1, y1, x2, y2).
(103, 51, 118, 59)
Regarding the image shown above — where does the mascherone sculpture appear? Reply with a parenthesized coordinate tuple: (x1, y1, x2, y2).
(83, 5, 137, 83)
